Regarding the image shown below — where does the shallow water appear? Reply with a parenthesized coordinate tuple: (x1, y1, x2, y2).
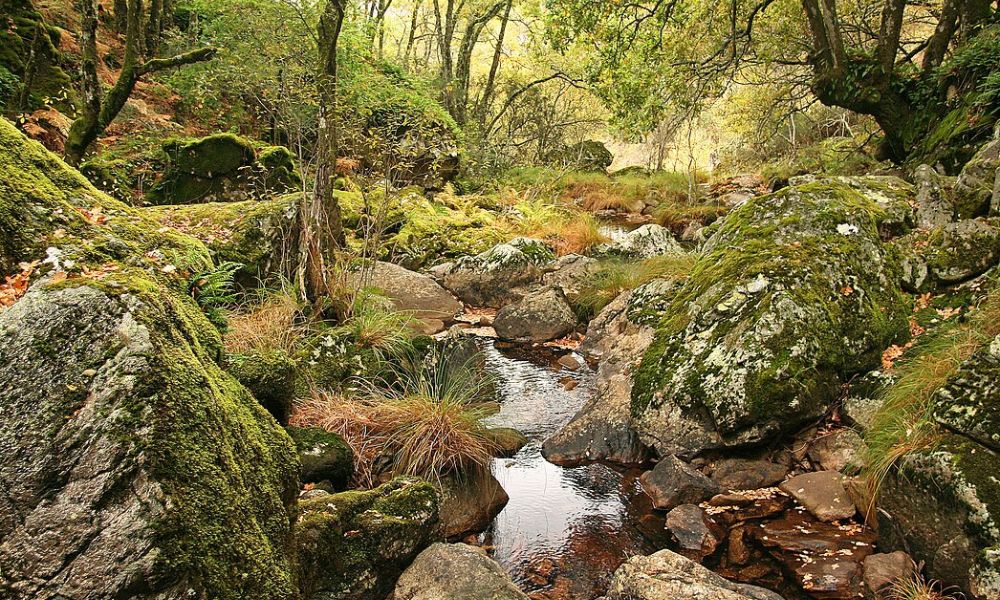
(478, 342, 669, 599)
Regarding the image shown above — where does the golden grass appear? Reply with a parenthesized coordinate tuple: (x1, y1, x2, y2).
(291, 345, 500, 487)
(886, 574, 960, 600)
(224, 289, 307, 355)
(861, 286, 1000, 499)
(572, 254, 698, 319)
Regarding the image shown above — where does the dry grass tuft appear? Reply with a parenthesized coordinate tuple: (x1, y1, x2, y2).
(225, 289, 307, 355)
(886, 573, 961, 600)
(291, 346, 499, 487)
(573, 253, 697, 319)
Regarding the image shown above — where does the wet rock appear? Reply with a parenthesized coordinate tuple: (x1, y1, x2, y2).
(912, 164, 956, 228)
(779, 471, 857, 522)
(954, 122, 1000, 218)
(542, 254, 600, 302)
(596, 224, 684, 258)
(842, 370, 897, 431)
(394, 542, 528, 600)
(896, 219, 1000, 293)
(494, 286, 578, 343)
(601, 549, 784, 600)
(640, 456, 721, 511)
(709, 459, 788, 491)
(862, 552, 915, 597)
(631, 177, 911, 458)
(287, 426, 354, 490)
(665, 504, 720, 558)
(488, 427, 529, 458)
(351, 260, 463, 322)
(543, 281, 681, 467)
(443, 240, 551, 308)
(751, 510, 876, 599)
(557, 354, 583, 371)
(807, 429, 863, 473)
(705, 490, 793, 525)
(297, 477, 441, 600)
(439, 471, 510, 540)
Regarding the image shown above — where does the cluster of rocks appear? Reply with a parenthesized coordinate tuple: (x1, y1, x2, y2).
(541, 142, 1000, 598)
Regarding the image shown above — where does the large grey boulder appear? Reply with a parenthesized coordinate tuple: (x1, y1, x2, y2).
(596, 224, 683, 258)
(351, 260, 463, 321)
(0, 284, 300, 599)
(542, 280, 681, 466)
(896, 218, 1000, 293)
(394, 543, 528, 600)
(493, 285, 578, 343)
(630, 177, 911, 458)
(600, 549, 784, 600)
(442, 239, 553, 308)
(541, 254, 600, 302)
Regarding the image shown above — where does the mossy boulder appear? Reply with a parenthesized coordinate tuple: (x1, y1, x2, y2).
(0, 116, 212, 286)
(933, 334, 1000, 454)
(143, 194, 301, 287)
(145, 134, 301, 205)
(0, 281, 300, 599)
(549, 140, 614, 172)
(631, 178, 911, 457)
(895, 218, 1000, 293)
(287, 426, 354, 491)
(226, 349, 299, 425)
(593, 223, 684, 259)
(296, 477, 441, 600)
(0, 0, 73, 113)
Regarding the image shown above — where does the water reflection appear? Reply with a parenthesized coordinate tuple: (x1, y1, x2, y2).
(479, 342, 667, 599)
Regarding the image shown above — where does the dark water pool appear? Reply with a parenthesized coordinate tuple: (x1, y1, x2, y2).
(477, 342, 669, 599)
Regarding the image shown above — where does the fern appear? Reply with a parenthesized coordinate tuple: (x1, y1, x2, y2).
(188, 261, 243, 330)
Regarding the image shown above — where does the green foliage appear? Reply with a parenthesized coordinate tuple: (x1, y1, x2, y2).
(188, 261, 243, 330)
(760, 137, 880, 184)
(572, 254, 696, 320)
(0, 65, 18, 109)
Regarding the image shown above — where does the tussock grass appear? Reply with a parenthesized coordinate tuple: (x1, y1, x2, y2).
(225, 286, 307, 355)
(292, 345, 499, 486)
(339, 289, 416, 360)
(573, 254, 697, 319)
(861, 286, 1000, 497)
(886, 573, 960, 600)
(503, 200, 609, 256)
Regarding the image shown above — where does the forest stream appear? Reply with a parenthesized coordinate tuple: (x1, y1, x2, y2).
(478, 342, 669, 599)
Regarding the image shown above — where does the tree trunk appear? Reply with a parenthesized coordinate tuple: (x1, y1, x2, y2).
(146, 0, 163, 55)
(403, 0, 422, 67)
(451, 1, 505, 124)
(65, 0, 215, 165)
(299, 0, 346, 307)
(476, 0, 512, 127)
(17, 23, 45, 111)
(113, 0, 128, 33)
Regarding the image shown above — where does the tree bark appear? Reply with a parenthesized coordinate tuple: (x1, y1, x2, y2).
(403, 0, 422, 67)
(451, 1, 505, 124)
(476, 0, 512, 126)
(146, 0, 163, 55)
(299, 0, 346, 307)
(17, 22, 46, 111)
(113, 0, 128, 33)
(923, 0, 960, 72)
(65, 0, 215, 165)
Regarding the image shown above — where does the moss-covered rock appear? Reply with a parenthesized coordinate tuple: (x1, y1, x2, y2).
(933, 333, 1000, 454)
(442, 240, 551, 308)
(547, 140, 614, 172)
(145, 134, 301, 205)
(143, 194, 301, 287)
(287, 426, 354, 491)
(0, 116, 211, 289)
(0, 0, 74, 113)
(631, 177, 911, 457)
(879, 435, 999, 598)
(296, 477, 441, 600)
(896, 218, 1000, 293)
(953, 122, 1000, 218)
(0, 281, 300, 599)
(226, 349, 299, 425)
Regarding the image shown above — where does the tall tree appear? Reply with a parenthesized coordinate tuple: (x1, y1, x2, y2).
(546, 0, 998, 163)
(298, 0, 347, 307)
(65, 0, 215, 165)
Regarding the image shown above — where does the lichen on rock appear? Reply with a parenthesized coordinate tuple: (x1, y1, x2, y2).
(631, 177, 911, 457)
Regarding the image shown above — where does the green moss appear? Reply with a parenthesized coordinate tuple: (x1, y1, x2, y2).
(225, 349, 298, 424)
(287, 426, 354, 490)
(761, 137, 880, 186)
(631, 178, 910, 449)
(296, 477, 441, 600)
(0, 117, 211, 291)
(0, 0, 74, 114)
